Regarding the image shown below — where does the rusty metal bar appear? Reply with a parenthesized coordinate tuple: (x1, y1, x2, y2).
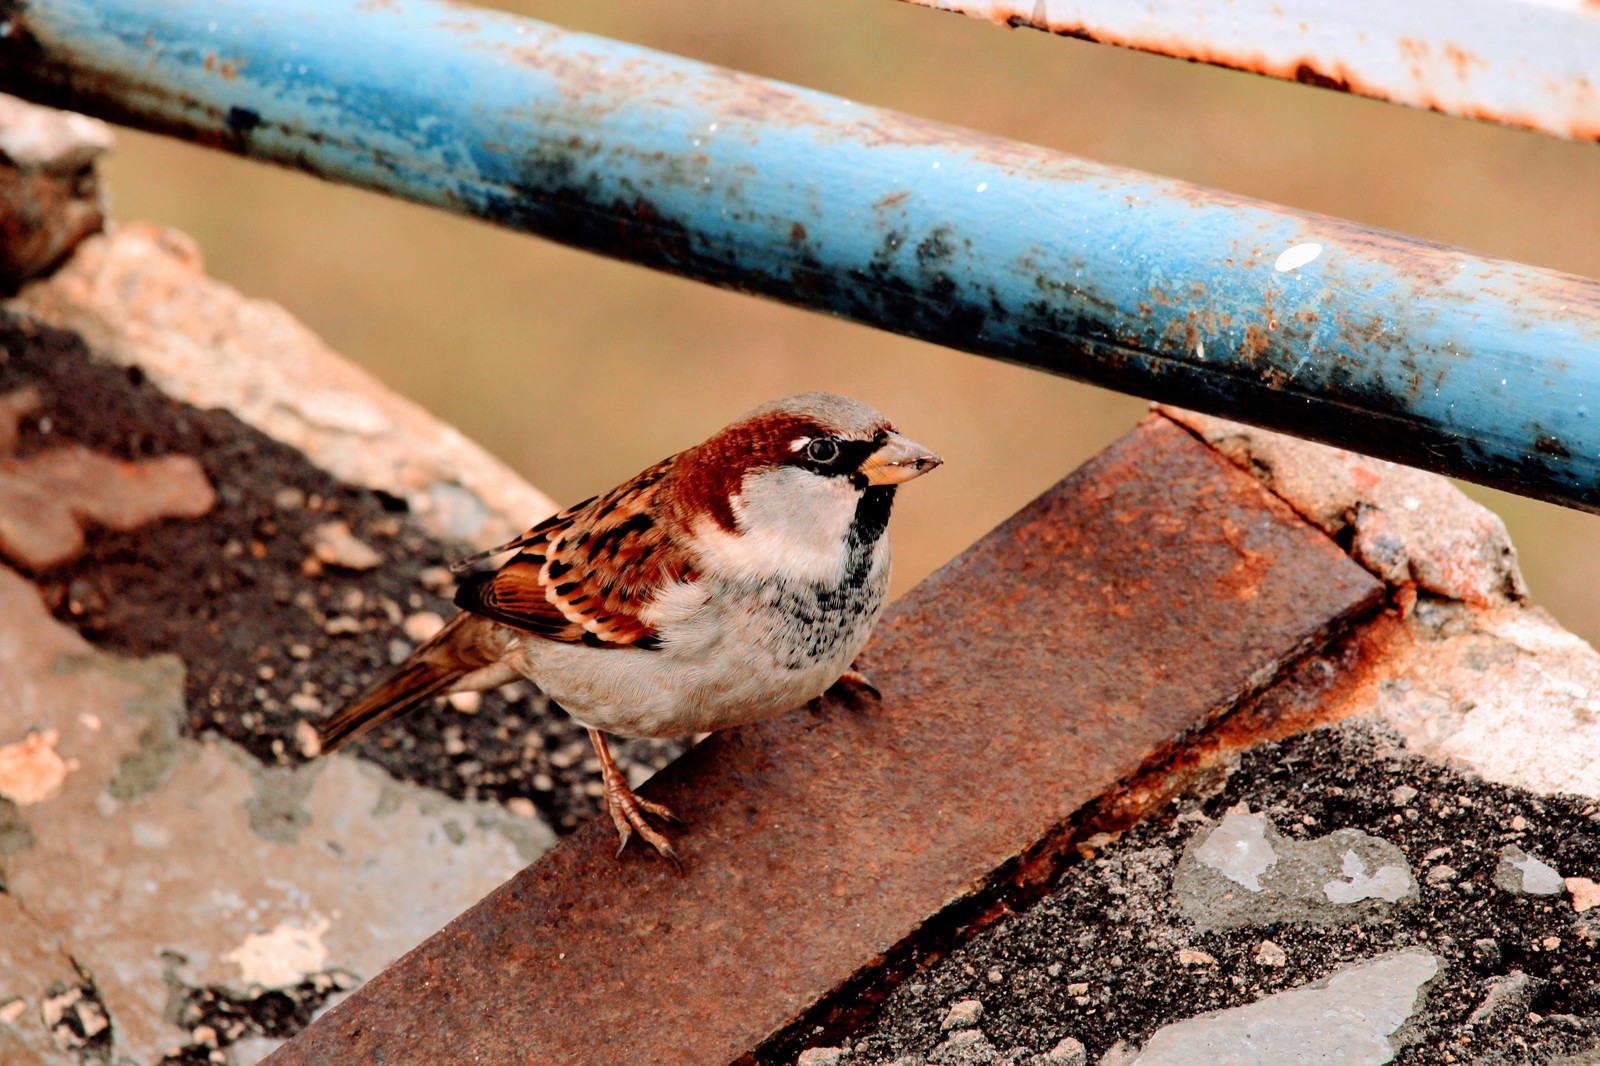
(261, 417, 1383, 1065)
(902, 0, 1600, 143)
(3, 0, 1600, 511)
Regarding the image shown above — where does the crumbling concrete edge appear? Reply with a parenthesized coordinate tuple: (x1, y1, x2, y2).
(1156, 405, 1526, 608)
(1158, 405, 1600, 802)
(8, 222, 556, 547)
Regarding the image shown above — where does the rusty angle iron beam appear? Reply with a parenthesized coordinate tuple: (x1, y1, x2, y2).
(262, 417, 1383, 1066)
(3, 0, 1599, 511)
(901, 0, 1600, 144)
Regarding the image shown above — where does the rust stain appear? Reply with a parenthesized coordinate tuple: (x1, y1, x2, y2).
(946, 4, 1600, 141)
(201, 53, 240, 80)
(1441, 43, 1485, 82)
(1243, 322, 1270, 361)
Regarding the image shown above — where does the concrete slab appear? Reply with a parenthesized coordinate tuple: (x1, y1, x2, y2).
(0, 565, 547, 1064)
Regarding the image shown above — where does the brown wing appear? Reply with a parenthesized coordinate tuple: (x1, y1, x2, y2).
(454, 458, 695, 649)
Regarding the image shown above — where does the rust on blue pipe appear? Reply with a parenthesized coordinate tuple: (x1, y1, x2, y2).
(1, 0, 1597, 511)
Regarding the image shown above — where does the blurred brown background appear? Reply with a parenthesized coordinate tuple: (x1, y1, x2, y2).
(99, 2, 1600, 644)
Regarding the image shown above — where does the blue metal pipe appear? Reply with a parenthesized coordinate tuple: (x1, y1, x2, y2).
(2, 0, 1598, 511)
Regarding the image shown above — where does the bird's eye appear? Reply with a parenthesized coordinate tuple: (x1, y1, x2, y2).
(805, 436, 840, 464)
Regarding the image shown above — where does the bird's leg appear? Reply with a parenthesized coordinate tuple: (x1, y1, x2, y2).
(586, 728, 681, 868)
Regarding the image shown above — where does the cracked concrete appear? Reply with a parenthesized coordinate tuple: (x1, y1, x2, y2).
(0, 565, 550, 1063)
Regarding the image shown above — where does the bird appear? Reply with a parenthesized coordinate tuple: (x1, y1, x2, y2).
(314, 393, 941, 865)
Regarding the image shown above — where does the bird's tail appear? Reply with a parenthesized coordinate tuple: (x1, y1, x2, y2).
(315, 613, 482, 754)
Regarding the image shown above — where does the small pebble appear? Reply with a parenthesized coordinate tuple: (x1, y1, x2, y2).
(796, 1048, 846, 1066)
(1040, 1036, 1087, 1066)
(289, 643, 312, 660)
(273, 487, 306, 510)
(403, 611, 446, 643)
(1496, 845, 1564, 896)
(1066, 982, 1089, 996)
(1390, 785, 1418, 806)
(1255, 939, 1287, 967)
(1543, 936, 1562, 951)
(1178, 948, 1217, 967)
(986, 968, 1003, 984)
(549, 744, 585, 769)
(940, 999, 982, 1030)
(288, 692, 323, 714)
(419, 566, 455, 591)
(505, 797, 537, 818)
(312, 520, 383, 571)
(1046, 963, 1063, 978)
(1510, 815, 1527, 831)
(1426, 865, 1458, 884)
(1565, 876, 1600, 913)
(323, 615, 363, 636)
(292, 717, 323, 758)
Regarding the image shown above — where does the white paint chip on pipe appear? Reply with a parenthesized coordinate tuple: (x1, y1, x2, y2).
(1275, 242, 1324, 272)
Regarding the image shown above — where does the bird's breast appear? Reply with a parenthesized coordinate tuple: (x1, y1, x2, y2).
(505, 545, 890, 738)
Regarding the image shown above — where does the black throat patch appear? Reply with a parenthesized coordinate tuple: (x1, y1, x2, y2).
(846, 485, 895, 577)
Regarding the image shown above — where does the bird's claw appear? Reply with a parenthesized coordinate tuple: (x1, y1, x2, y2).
(586, 727, 683, 870)
(600, 766, 682, 870)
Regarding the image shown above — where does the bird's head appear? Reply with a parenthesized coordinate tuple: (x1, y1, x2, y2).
(675, 392, 941, 548)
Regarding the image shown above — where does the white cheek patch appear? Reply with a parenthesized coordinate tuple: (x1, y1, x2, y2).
(691, 466, 859, 585)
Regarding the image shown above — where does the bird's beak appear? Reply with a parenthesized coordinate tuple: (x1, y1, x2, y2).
(859, 432, 943, 485)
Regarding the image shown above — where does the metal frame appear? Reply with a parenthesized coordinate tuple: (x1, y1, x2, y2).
(904, 0, 1600, 142)
(2, 0, 1598, 510)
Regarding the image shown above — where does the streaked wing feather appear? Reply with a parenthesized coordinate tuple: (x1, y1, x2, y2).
(454, 459, 692, 649)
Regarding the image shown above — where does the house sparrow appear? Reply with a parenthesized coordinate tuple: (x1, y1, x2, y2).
(316, 393, 941, 864)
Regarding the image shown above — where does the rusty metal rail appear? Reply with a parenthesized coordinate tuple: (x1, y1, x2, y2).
(2, 0, 1599, 512)
(902, 0, 1600, 143)
(262, 417, 1382, 1065)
